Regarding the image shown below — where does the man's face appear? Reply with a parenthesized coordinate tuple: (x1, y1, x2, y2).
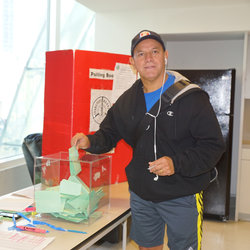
(130, 39, 167, 82)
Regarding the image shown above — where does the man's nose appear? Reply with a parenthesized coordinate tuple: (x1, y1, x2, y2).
(145, 52, 153, 62)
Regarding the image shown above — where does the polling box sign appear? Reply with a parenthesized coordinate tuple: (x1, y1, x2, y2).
(89, 68, 114, 80)
(43, 50, 136, 184)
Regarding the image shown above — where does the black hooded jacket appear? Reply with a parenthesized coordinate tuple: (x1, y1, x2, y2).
(86, 71, 225, 202)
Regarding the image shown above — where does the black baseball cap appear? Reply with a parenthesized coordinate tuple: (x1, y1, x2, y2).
(131, 30, 166, 57)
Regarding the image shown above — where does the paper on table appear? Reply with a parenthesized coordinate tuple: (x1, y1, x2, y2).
(12, 187, 34, 199)
(0, 196, 33, 212)
(0, 230, 54, 250)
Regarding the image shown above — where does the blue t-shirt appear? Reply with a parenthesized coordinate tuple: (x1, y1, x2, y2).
(144, 73, 175, 112)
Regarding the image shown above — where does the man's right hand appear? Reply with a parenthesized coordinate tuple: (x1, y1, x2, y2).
(71, 133, 90, 150)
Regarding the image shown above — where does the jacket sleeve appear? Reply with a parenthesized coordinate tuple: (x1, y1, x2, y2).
(171, 91, 226, 177)
(85, 105, 122, 154)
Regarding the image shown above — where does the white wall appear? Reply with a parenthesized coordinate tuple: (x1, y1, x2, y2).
(94, 4, 250, 54)
(0, 164, 32, 196)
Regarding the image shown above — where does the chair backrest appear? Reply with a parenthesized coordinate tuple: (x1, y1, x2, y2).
(22, 133, 42, 184)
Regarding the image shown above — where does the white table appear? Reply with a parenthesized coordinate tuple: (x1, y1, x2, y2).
(0, 182, 131, 250)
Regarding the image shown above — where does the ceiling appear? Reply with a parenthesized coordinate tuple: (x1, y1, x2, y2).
(76, 0, 249, 12)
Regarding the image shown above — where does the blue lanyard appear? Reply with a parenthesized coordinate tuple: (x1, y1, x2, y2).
(10, 212, 87, 234)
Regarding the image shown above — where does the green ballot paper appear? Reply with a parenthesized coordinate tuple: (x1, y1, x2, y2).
(69, 146, 82, 176)
(35, 190, 64, 213)
(60, 179, 82, 196)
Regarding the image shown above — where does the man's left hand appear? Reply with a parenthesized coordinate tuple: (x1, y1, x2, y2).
(148, 156, 175, 176)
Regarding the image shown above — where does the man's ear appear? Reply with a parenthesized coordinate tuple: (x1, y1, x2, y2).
(165, 50, 168, 59)
(129, 57, 137, 72)
(129, 57, 138, 78)
(129, 56, 134, 66)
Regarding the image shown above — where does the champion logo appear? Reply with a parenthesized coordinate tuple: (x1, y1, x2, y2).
(140, 31, 151, 38)
(167, 111, 174, 117)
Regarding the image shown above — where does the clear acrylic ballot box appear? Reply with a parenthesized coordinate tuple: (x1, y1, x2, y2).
(34, 152, 111, 224)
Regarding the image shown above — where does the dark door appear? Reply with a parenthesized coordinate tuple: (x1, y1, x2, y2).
(174, 69, 235, 220)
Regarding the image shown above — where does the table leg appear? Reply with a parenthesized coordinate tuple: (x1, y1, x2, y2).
(122, 219, 127, 250)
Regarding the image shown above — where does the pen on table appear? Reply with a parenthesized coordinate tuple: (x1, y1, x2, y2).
(16, 212, 31, 222)
(16, 225, 48, 233)
(24, 206, 36, 212)
(67, 229, 87, 234)
(12, 215, 16, 227)
(33, 220, 87, 234)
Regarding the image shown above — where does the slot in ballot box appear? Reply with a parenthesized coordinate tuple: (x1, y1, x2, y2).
(34, 152, 111, 224)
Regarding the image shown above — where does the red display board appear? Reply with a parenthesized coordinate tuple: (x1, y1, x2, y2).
(43, 50, 132, 184)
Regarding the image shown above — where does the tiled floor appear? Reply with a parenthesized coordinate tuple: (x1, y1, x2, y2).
(89, 219, 250, 250)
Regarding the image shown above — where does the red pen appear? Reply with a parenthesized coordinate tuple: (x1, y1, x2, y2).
(24, 206, 36, 212)
(16, 225, 48, 233)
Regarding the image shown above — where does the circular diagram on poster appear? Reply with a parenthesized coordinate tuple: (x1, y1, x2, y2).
(92, 96, 111, 124)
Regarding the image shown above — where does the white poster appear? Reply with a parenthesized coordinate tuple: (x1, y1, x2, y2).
(89, 89, 112, 132)
(112, 63, 137, 104)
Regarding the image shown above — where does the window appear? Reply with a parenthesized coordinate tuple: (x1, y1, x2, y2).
(0, 0, 95, 160)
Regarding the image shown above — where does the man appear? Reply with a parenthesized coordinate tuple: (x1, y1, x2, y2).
(71, 30, 225, 250)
